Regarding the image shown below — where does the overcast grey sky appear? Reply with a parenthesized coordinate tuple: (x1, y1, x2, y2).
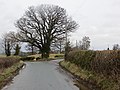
(0, 0, 120, 50)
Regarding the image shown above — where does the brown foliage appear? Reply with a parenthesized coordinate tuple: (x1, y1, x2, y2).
(0, 57, 20, 69)
(92, 50, 120, 79)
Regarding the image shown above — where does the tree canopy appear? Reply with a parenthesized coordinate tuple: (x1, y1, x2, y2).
(15, 4, 78, 58)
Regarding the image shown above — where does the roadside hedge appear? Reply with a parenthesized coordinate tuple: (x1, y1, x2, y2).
(66, 50, 120, 80)
(0, 57, 20, 69)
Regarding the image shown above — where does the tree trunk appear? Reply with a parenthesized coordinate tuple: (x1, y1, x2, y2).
(5, 41, 11, 56)
(60, 42, 62, 54)
(41, 44, 50, 59)
(31, 45, 34, 55)
(41, 52, 49, 58)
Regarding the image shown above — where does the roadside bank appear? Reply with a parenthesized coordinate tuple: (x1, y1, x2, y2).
(0, 61, 25, 89)
(59, 61, 108, 90)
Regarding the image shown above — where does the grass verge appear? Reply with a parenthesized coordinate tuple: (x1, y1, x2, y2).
(22, 54, 64, 61)
(0, 61, 25, 89)
(59, 60, 120, 90)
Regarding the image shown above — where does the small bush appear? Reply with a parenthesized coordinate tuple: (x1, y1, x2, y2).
(20, 56, 35, 61)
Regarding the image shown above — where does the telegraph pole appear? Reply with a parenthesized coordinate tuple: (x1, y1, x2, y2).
(65, 29, 67, 60)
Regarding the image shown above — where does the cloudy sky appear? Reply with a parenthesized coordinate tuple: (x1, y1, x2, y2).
(0, 0, 120, 50)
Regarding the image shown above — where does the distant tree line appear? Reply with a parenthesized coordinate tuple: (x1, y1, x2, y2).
(4, 4, 119, 58)
(71, 36, 91, 51)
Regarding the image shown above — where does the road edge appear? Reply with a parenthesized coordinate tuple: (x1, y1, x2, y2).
(0, 62, 25, 89)
(59, 60, 101, 90)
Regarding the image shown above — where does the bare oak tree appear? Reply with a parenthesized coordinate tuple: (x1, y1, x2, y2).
(2, 32, 15, 56)
(15, 4, 78, 58)
(2, 31, 21, 56)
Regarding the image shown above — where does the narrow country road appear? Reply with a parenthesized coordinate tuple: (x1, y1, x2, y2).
(2, 60, 79, 90)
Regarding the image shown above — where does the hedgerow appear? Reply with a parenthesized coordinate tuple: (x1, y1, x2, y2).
(0, 57, 20, 69)
(66, 50, 120, 80)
